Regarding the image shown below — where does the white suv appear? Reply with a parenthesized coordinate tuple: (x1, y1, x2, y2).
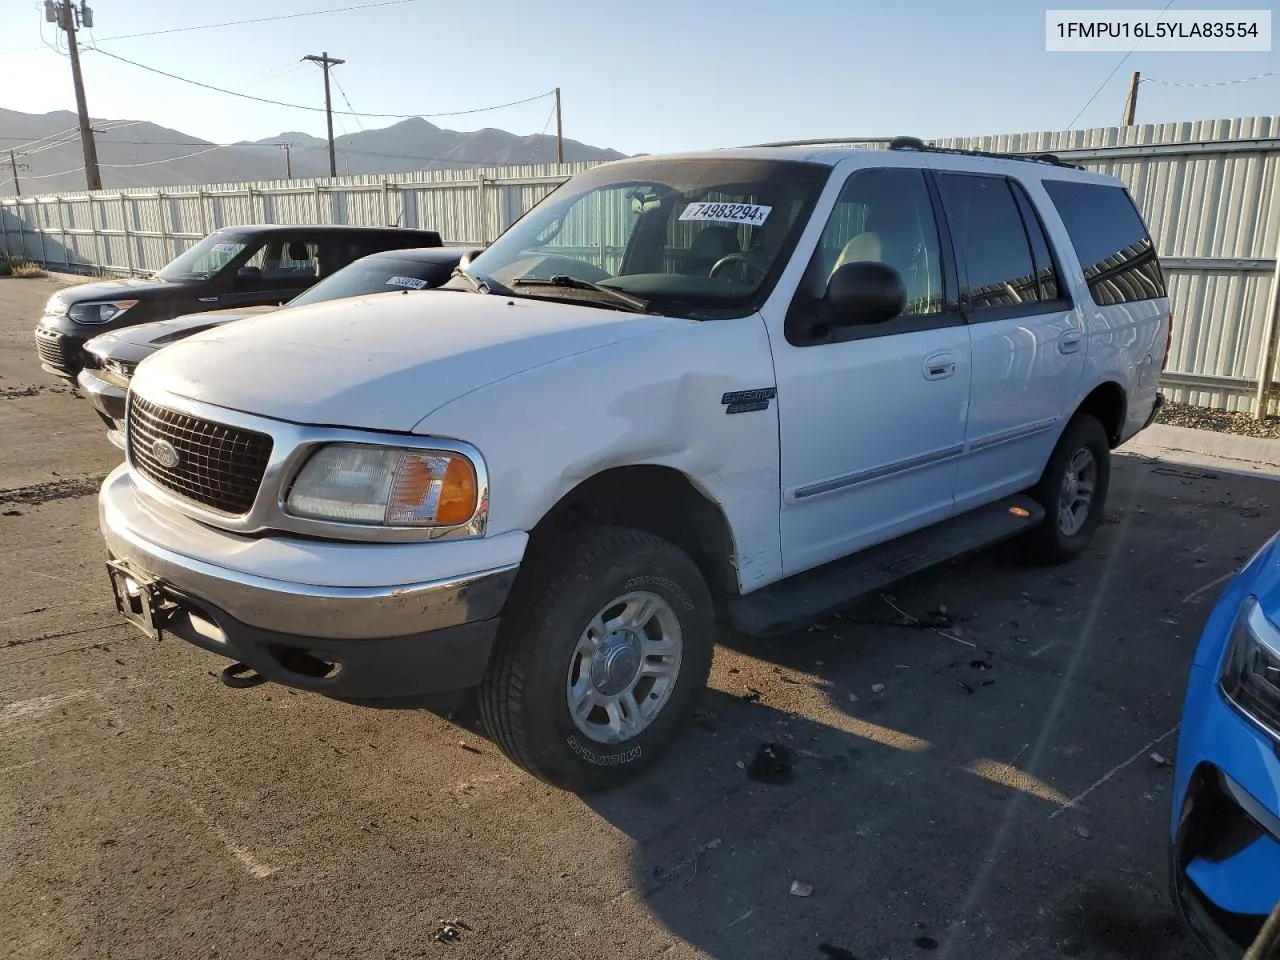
(99, 139, 1170, 791)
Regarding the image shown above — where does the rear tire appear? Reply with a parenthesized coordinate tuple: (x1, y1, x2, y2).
(477, 525, 714, 793)
(1022, 414, 1111, 565)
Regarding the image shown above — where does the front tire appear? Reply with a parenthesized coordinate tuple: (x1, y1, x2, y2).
(477, 525, 714, 792)
(1023, 413, 1111, 565)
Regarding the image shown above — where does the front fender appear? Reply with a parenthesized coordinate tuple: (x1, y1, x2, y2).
(413, 315, 785, 591)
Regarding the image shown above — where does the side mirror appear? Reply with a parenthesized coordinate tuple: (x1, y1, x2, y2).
(824, 261, 906, 327)
(235, 265, 262, 286)
(459, 248, 485, 269)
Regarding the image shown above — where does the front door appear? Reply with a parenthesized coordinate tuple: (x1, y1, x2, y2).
(219, 235, 327, 308)
(772, 166, 972, 576)
(934, 171, 1086, 509)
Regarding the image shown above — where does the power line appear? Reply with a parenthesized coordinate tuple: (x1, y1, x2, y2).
(331, 74, 365, 133)
(1142, 69, 1280, 88)
(0, 138, 518, 168)
(1065, 0, 1176, 128)
(1, 0, 428, 54)
(525, 104, 558, 164)
(83, 45, 555, 120)
(99, 145, 225, 168)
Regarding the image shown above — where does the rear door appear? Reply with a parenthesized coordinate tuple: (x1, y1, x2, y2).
(935, 170, 1084, 510)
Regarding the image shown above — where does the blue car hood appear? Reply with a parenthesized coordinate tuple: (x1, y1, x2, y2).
(1247, 532, 1280, 623)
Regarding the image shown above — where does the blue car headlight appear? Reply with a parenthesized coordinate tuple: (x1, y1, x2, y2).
(1219, 596, 1280, 741)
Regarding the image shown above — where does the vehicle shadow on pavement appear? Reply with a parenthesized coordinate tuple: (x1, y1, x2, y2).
(580, 676, 1199, 960)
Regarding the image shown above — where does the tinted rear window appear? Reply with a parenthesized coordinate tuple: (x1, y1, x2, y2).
(939, 173, 1042, 309)
(1042, 180, 1166, 305)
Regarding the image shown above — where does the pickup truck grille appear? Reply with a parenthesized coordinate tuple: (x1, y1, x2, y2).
(128, 394, 273, 515)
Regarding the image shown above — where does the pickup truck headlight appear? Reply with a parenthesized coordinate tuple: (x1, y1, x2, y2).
(68, 299, 139, 325)
(285, 444, 479, 527)
(1219, 596, 1280, 740)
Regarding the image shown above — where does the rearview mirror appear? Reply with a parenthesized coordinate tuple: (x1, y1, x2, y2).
(824, 261, 906, 326)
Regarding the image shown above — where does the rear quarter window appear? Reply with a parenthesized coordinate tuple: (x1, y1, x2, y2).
(1042, 180, 1166, 306)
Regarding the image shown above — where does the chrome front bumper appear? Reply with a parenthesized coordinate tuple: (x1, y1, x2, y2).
(98, 465, 523, 641)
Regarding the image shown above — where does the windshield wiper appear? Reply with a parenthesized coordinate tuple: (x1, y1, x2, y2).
(452, 266, 516, 297)
(511, 275, 653, 314)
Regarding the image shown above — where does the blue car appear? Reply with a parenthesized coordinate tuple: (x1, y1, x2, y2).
(1172, 531, 1280, 957)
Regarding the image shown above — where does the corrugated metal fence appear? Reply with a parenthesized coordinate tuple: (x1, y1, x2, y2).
(3, 117, 1280, 416)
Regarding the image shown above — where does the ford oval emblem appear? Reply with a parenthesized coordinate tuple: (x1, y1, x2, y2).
(151, 438, 180, 469)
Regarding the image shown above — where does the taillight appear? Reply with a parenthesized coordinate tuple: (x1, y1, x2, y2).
(1161, 312, 1173, 371)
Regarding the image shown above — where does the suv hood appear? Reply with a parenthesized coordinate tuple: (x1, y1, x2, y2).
(132, 291, 683, 432)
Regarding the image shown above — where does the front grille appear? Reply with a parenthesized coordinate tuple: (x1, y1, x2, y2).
(35, 332, 70, 369)
(128, 394, 273, 515)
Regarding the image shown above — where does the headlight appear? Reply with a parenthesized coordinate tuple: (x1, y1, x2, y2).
(285, 444, 479, 527)
(44, 295, 67, 316)
(1219, 596, 1280, 740)
(68, 300, 139, 325)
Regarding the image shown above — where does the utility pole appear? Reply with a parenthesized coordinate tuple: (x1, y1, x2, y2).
(47, 1, 102, 190)
(554, 87, 564, 165)
(8, 150, 24, 196)
(1123, 71, 1141, 126)
(302, 52, 344, 178)
(279, 143, 292, 179)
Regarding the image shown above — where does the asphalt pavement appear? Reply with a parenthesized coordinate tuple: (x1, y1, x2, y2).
(2, 274, 1276, 960)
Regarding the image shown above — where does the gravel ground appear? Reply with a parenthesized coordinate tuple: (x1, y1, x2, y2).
(1157, 399, 1280, 440)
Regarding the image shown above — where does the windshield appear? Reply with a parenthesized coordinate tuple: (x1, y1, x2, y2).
(466, 158, 830, 317)
(156, 232, 250, 282)
(287, 256, 456, 308)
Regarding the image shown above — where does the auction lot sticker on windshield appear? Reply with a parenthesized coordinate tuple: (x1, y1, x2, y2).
(386, 275, 429, 289)
(679, 202, 772, 228)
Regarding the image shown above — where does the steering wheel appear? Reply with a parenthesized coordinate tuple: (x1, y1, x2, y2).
(709, 253, 767, 283)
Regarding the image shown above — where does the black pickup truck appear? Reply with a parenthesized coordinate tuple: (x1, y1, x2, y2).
(34, 223, 443, 380)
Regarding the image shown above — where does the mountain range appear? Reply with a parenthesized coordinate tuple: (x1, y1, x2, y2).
(0, 107, 627, 197)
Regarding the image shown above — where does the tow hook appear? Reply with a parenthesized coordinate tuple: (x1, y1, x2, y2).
(219, 662, 266, 689)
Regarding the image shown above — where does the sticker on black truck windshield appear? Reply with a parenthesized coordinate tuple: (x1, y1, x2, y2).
(386, 275, 429, 290)
(679, 202, 771, 228)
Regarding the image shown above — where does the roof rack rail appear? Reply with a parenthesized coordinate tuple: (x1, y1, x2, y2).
(887, 136, 1084, 170)
(742, 137, 898, 148)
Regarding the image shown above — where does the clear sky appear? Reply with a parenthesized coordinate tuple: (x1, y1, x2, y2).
(1, 0, 1278, 155)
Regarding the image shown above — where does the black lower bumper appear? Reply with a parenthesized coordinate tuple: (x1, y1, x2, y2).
(108, 559, 500, 699)
(1171, 764, 1272, 959)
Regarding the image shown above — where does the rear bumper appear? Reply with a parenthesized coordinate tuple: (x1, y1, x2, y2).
(1144, 392, 1165, 429)
(99, 465, 524, 697)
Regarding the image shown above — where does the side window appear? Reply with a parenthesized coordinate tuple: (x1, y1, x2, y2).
(938, 173, 1041, 310)
(1010, 182, 1062, 301)
(1042, 180, 1166, 305)
(245, 238, 319, 282)
(818, 168, 943, 316)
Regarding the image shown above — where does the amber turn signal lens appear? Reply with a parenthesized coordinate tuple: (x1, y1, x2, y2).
(436, 456, 478, 525)
(387, 453, 477, 525)
(1009, 506, 1031, 518)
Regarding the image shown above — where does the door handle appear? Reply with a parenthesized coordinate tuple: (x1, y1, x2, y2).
(923, 351, 956, 381)
(1059, 330, 1084, 354)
